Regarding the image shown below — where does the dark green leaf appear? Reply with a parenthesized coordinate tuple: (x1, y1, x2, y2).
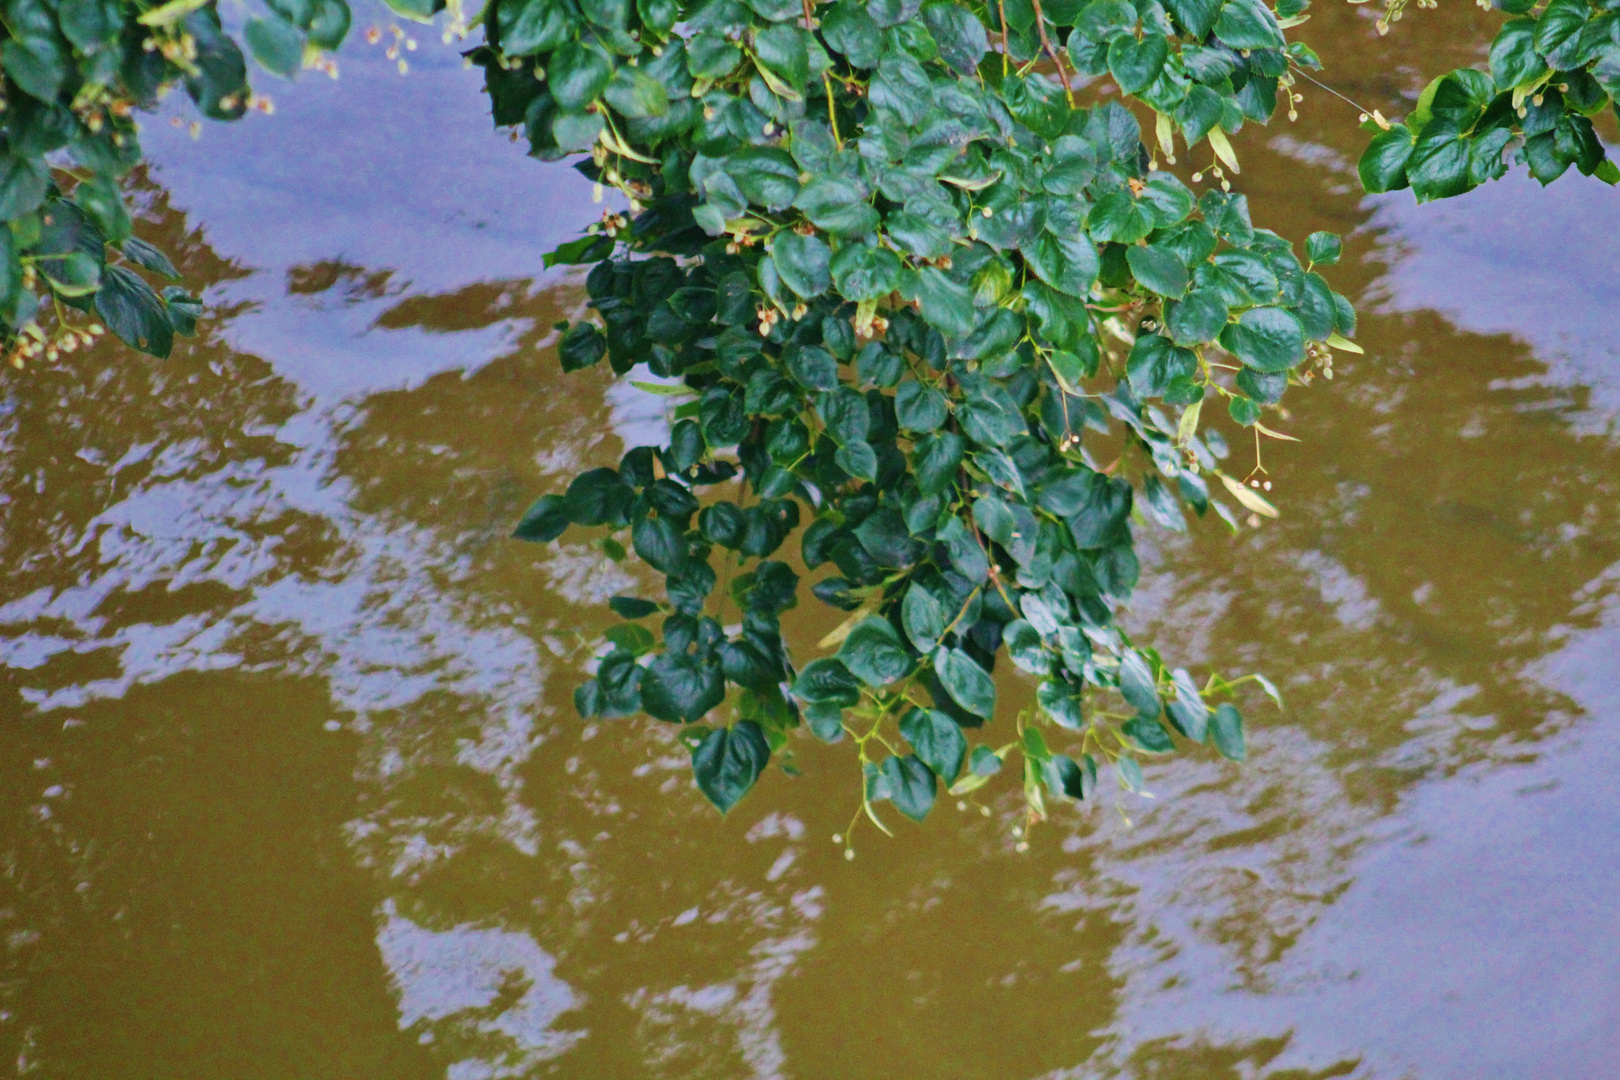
(1359, 124, 1415, 193)
(632, 515, 688, 572)
(559, 322, 607, 371)
(900, 707, 967, 782)
(880, 754, 937, 821)
(549, 43, 612, 110)
(912, 431, 965, 495)
(1005, 618, 1050, 675)
(610, 595, 661, 619)
(1219, 306, 1304, 373)
(902, 581, 950, 652)
(901, 266, 977, 336)
(793, 657, 864, 705)
(121, 237, 180, 279)
(1167, 288, 1228, 345)
(1026, 232, 1101, 298)
(838, 616, 914, 686)
(1211, 702, 1246, 760)
(604, 65, 668, 118)
(1118, 649, 1160, 717)
(513, 494, 571, 542)
(934, 646, 995, 718)
(691, 721, 770, 811)
(95, 266, 173, 358)
(1126, 244, 1189, 298)
(1107, 33, 1167, 95)
(1305, 231, 1342, 266)
(830, 242, 902, 298)
(771, 232, 832, 298)
(895, 380, 950, 432)
(645, 651, 726, 722)
(245, 16, 304, 78)
(1123, 715, 1175, 753)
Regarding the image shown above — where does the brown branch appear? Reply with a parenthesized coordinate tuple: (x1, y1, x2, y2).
(1029, 0, 1074, 103)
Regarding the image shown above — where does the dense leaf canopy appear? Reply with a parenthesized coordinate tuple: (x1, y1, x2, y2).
(0, 0, 1605, 824)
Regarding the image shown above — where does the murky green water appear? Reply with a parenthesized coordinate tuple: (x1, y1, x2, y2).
(3, 6, 1618, 1078)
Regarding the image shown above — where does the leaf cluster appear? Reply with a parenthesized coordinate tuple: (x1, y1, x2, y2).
(504, 0, 1347, 818)
(1360, 0, 1620, 198)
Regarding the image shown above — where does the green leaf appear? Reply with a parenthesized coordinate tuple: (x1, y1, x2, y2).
(770, 232, 832, 298)
(1305, 231, 1342, 266)
(691, 721, 770, 811)
(1126, 244, 1189, 299)
(830, 242, 901, 298)
(921, 1, 989, 74)
(513, 494, 571, 542)
(687, 30, 743, 77)
(1, 40, 65, 103)
(1107, 33, 1167, 95)
(605, 623, 656, 654)
(1123, 715, 1175, 753)
(835, 440, 878, 480)
(1534, 0, 1588, 71)
(902, 581, 950, 652)
(838, 616, 914, 686)
(901, 266, 977, 336)
(1165, 0, 1219, 37)
(1210, 702, 1246, 761)
(1087, 190, 1156, 244)
(1212, 0, 1284, 49)
(1164, 668, 1209, 742)
(1358, 124, 1415, 193)
(880, 754, 937, 821)
(632, 514, 687, 572)
(604, 65, 668, 118)
(1042, 754, 1093, 801)
(895, 380, 949, 432)
(559, 322, 607, 371)
(786, 343, 839, 390)
(912, 431, 965, 495)
(1489, 19, 1545, 92)
(1038, 679, 1084, 728)
(900, 707, 967, 783)
(1005, 619, 1050, 675)
(798, 181, 879, 237)
(645, 651, 726, 722)
(162, 288, 203, 337)
(934, 646, 995, 718)
(794, 656, 865, 706)
(95, 266, 173, 358)
(1219, 306, 1304, 373)
(73, 181, 131, 246)
(609, 595, 661, 619)
(754, 23, 809, 94)
(1025, 232, 1101, 298)
(1167, 288, 1228, 345)
(121, 237, 180, 279)
(1118, 649, 1160, 718)
(306, 0, 350, 49)
(500, 0, 573, 55)
(1408, 122, 1475, 202)
(0, 155, 48, 220)
(245, 16, 304, 77)
(549, 43, 612, 111)
(820, 0, 882, 67)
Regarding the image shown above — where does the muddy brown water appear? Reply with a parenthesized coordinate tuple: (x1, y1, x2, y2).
(3, 5, 1619, 1078)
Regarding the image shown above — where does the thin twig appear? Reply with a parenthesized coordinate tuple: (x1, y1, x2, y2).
(1029, 0, 1073, 103)
(1290, 65, 1375, 118)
